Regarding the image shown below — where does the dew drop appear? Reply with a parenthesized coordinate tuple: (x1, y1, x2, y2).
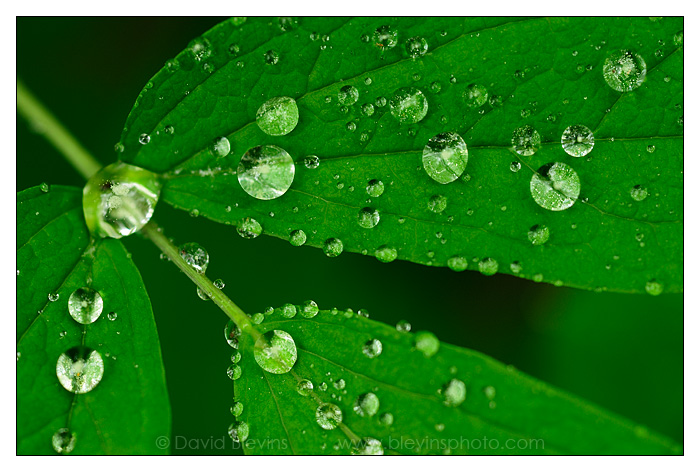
(353, 392, 380, 417)
(561, 124, 594, 157)
(396, 320, 411, 332)
(357, 207, 380, 229)
(389, 87, 428, 124)
(441, 379, 467, 407)
(303, 155, 320, 169)
(253, 330, 297, 374)
(224, 320, 242, 349)
(527, 224, 550, 245)
(380, 412, 394, 426)
(463, 84, 488, 108)
(301, 300, 319, 318)
(231, 402, 244, 417)
(107, 311, 117, 321)
(414, 331, 440, 357)
(48, 292, 60, 302)
(289, 229, 307, 246)
(478, 257, 499, 276)
(510, 161, 521, 173)
(323, 238, 344, 257)
(316, 403, 343, 430)
(375, 245, 397, 263)
(281, 303, 297, 319)
(603, 50, 647, 92)
(530, 162, 581, 211)
(366, 179, 385, 197)
(510, 261, 522, 274)
(40, 182, 50, 193)
(214, 279, 225, 289)
(236, 217, 263, 239)
(353, 437, 384, 455)
(645, 279, 663, 296)
(178, 242, 209, 273)
(228, 420, 250, 443)
(68, 287, 104, 324)
(52, 428, 77, 454)
(237, 145, 295, 200)
(428, 194, 447, 213)
(630, 185, 649, 202)
(372, 25, 398, 50)
(511, 125, 541, 156)
(296, 379, 314, 396)
(255, 96, 299, 136)
(405, 36, 428, 57)
(138, 133, 150, 145)
(210, 136, 231, 158)
(362, 339, 383, 358)
(263, 49, 279, 65)
(338, 85, 359, 106)
(227, 364, 242, 380)
(56, 347, 104, 394)
(447, 256, 468, 272)
(422, 132, 468, 184)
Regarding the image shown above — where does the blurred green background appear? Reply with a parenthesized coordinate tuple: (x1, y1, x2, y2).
(16, 17, 683, 454)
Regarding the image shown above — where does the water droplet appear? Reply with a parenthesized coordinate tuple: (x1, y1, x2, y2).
(414, 331, 440, 357)
(527, 224, 550, 245)
(360, 103, 375, 117)
(107, 311, 118, 321)
(530, 162, 581, 211)
(422, 132, 468, 184)
(253, 330, 297, 374)
(296, 379, 314, 396)
(316, 403, 343, 430)
(210, 137, 231, 158)
(333, 378, 346, 390)
(428, 194, 447, 213)
(227, 364, 242, 380)
(164, 125, 175, 135)
(139, 133, 150, 145)
(231, 402, 244, 417)
(362, 339, 383, 358)
(463, 84, 488, 108)
(323, 238, 344, 257)
(224, 320, 241, 349)
(630, 185, 649, 202)
(511, 125, 541, 156)
(405, 36, 428, 57)
(441, 379, 466, 407)
(447, 256, 468, 272)
(389, 87, 428, 124)
(508, 161, 522, 173)
(603, 50, 647, 92)
(375, 96, 387, 107)
(178, 242, 209, 273)
(56, 347, 104, 394)
(380, 412, 394, 426)
(68, 287, 104, 324)
(289, 229, 307, 246)
(645, 279, 663, 296)
(214, 279, 225, 289)
(395, 320, 412, 333)
(353, 392, 380, 417)
(228, 420, 250, 443)
(561, 124, 594, 157)
(83, 162, 161, 239)
(366, 179, 385, 197)
(52, 428, 77, 454)
(303, 155, 320, 170)
(236, 217, 263, 239)
(357, 207, 380, 229)
(238, 145, 295, 200)
(352, 437, 384, 455)
(338, 85, 359, 106)
(263, 49, 279, 65)
(300, 300, 319, 318)
(48, 292, 60, 302)
(510, 261, 522, 274)
(375, 245, 397, 263)
(256, 96, 299, 136)
(673, 31, 683, 46)
(40, 182, 50, 193)
(373, 25, 397, 50)
(478, 257, 499, 276)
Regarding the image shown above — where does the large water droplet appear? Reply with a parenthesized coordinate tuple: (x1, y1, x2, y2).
(178, 242, 209, 273)
(372, 25, 398, 50)
(236, 217, 263, 239)
(511, 125, 541, 156)
(237, 145, 295, 200)
(561, 125, 594, 157)
(463, 84, 488, 108)
(414, 331, 440, 357)
(389, 87, 428, 124)
(289, 229, 307, 246)
(478, 257, 499, 276)
(447, 256, 468, 272)
(530, 162, 581, 211)
(227, 364, 242, 380)
(316, 403, 343, 430)
(357, 207, 380, 228)
(224, 320, 242, 349)
(603, 50, 647, 92)
(253, 330, 297, 374)
(362, 339, 383, 358)
(353, 392, 380, 417)
(645, 279, 663, 296)
(441, 379, 466, 407)
(405, 36, 428, 57)
(256, 96, 299, 136)
(366, 179, 385, 197)
(52, 428, 77, 454)
(323, 238, 344, 257)
(228, 420, 250, 442)
(375, 245, 397, 263)
(301, 300, 319, 318)
(83, 162, 161, 239)
(56, 347, 104, 394)
(527, 224, 550, 245)
(422, 132, 468, 184)
(338, 85, 359, 106)
(68, 287, 103, 324)
(352, 437, 384, 455)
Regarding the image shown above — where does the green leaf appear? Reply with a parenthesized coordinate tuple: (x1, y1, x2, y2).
(118, 17, 683, 294)
(233, 306, 681, 455)
(17, 185, 171, 454)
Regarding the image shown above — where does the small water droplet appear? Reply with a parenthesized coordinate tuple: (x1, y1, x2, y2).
(366, 179, 385, 197)
(447, 256, 468, 272)
(527, 224, 550, 245)
(603, 50, 647, 92)
(428, 194, 448, 213)
(353, 392, 380, 417)
(316, 403, 343, 430)
(396, 320, 411, 333)
(300, 300, 319, 318)
(236, 217, 263, 239)
(441, 379, 466, 407)
(512, 125, 541, 156)
(478, 257, 499, 276)
(56, 347, 104, 394)
(630, 185, 649, 202)
(289, 229, 307, 246)
(227, 364, 242, 380)
(238, 145, 295, 200)
(389, 87, 428, 124)
(48, 292, 60, 302)
(530, 162, 581, 211)
(561, 124, 594, 157)
(405, 36, 428, 58)
(253, 330, 297, 374)
(422, 132, 468, 184)
(414, 331, 440, 357)
(230, 402, 244, 417)
(352, 437, 384, 455)
(375, 245, 397, 263)
(323, 238, 344, 257)
(263, 49, 279, 65)
(510, 261, 522, 274)
(645, 279, 663, 296)
(209, 137, 231, 158)
(256, 96, 299, 136)
(107, 311, 117, 321)
(178, 242, 209, 273)
(214, 279, 225, 290)
(68, 287, 104, 324)
(338, 85, 359, 106)
(372, 25, 398, 50)
(362, 339, 383, 358)
(228, 420, 249, 443)
(139, 133, 150, 145)
(360, 103, 375, 117)
(52, 428, 77, 454)
(357, 207, 380, 229)
(224, 320, 241, 349)
(463, 84, 488, 108)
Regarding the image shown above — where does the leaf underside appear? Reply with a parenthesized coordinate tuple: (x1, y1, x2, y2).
(16, 186, 171, 454)
(233, 307, 681, 455)
(118, 16, 683, 294)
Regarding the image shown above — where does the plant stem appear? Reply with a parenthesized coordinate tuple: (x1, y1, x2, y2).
(139, 222, 254, 334)
(16, 79, 102, 180)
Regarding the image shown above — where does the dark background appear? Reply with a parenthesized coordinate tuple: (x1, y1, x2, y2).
(16, 17, 683, 454)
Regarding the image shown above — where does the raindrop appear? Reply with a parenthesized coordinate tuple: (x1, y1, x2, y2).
(422, 132, 468, 184)
(527, 224, 550, 245)
(645, 279, 663, 296)
(68, 287, 104, 325)
(210, 137, 231, 158)
(366, 179, 385, 197)
(357, 207, 380, 228)
(56, 347, 104, 394)
(231, 402, 244, 417)
(256, 96, 299, 136)
(238, 145, 295, 200)
(478, 257, 499, 276)
(373, 25, 398, 50)
(561, 125, 594, 157)
(178, 242, 209, 273)
(83, 162, 161, 239)
(253, 330, 298, 374)
(389, 87, 428, 124)
(441, 379, 467, 407)
(362, 339, 383, 358)
(316, 403, 343, 430)
(353, 392, 380, 417)
(228, 420, 250, 443)
(530, 162, 581, 211)
(405, 36, 428, 57)
(630, 185, 649, 202)
(375, 245, 397, 263)
(227, 364, 242, 380)
(428, 194, 447, 213)
(296, 379, 314, 396)
(323, 238, 344, 257)
(603, 50, 647, 92)
(463, 84, 488, 108)
(338, 85, 359, 106)
(236, 217, 263, 239)
(224, 320, 241, 349)
(511, 125, 541, 156)
(289, 229, 307, 246)
(447, 256, 468, 272)
(280, 303, 297, 319)
(301, 300, 319, 318)
(52, 428, 77, 454)
(414, 331, 440, 357)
